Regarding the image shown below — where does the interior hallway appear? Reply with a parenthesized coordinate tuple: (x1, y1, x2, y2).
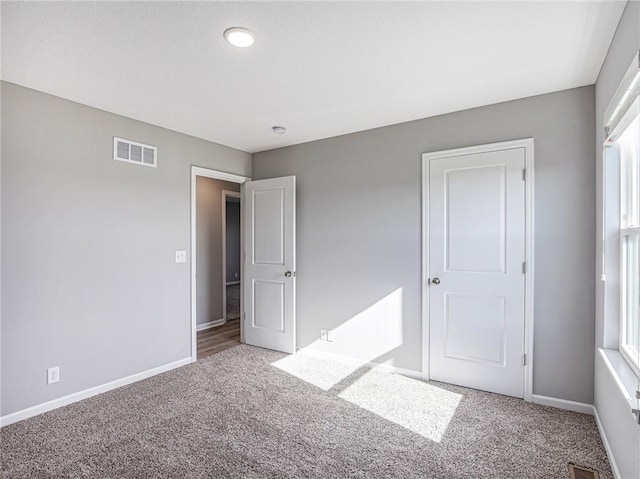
(197, 285, 241, 360)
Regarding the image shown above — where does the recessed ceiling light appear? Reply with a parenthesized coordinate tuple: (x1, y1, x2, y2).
(272, 126, 287, 134)
(224, 27, 255, 48)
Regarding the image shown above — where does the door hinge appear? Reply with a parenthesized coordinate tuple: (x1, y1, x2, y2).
(522, 261, 526, 274)
(522, 168, 526, 181)
(243, 311, 246, 321)
(522, 354, 527, 366)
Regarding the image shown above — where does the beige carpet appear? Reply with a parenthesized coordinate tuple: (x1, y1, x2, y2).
(0, 345, 612, 478)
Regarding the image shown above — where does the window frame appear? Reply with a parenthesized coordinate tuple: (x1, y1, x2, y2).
(603, 50, 640, 377)
(618, 115, 640, 375)
(620, 229, 640, 375)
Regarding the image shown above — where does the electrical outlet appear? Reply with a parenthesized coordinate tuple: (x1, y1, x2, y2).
(327, 330, 335, 342)
(47, 367, 60, 385)
(175, 250, 186, 263)
(320, 329, 328, 341)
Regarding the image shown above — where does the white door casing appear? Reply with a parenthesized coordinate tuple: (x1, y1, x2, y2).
(243, 176, 296, 354)
(190, 166, 250, 363)
(422, 139, 534, 400)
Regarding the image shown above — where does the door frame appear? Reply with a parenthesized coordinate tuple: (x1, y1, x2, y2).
(221, 190, 242, 322)
(190, 166, 250, 363)
(421, 138, 535, 401)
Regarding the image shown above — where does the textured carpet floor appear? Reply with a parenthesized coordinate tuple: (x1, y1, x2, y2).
(1, 345, 612, 479)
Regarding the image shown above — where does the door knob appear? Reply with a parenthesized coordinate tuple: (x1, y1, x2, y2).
(284, 271, 292, 278)
(431, 277, 440, 285)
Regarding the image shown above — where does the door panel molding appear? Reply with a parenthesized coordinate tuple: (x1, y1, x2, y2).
(421, 138, 535, 401)
(443, 292, 507, 366)
(444, 164, 507, 273)
(252, 188, 285, 265)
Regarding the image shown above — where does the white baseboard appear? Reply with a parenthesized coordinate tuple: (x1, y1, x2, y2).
(305, 348, 423, 381)
(377, 363, 423, 380)
(593, 407, 622, 479)
(531, 395, 622, 478)
(196, 318, 225, 331)
(531, 394, 595, 415)
(226, 281, 240, 286)
(0, 357, 192, 428)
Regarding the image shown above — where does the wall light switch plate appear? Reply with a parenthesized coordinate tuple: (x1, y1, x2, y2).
(175, 251, 186, 263)
(320, 329, 328, 341)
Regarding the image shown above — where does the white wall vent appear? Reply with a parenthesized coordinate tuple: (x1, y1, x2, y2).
(113, 137, 157, 167)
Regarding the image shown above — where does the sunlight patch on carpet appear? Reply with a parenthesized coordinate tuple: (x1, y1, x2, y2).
(338, 369, 463, 442)
(271, 348, 363, 391)
(273, 348, 463, 442)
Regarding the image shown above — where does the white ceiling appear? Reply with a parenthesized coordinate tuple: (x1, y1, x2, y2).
(1, 1, 627, 153)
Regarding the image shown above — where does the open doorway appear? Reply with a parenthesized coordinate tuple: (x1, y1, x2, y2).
(222, 191, 241, 325)
(191, 167, 249, 362)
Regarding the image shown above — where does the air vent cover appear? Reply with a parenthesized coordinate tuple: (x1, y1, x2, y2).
(113, 137, 157, 167)
(568, 463, 600, 479)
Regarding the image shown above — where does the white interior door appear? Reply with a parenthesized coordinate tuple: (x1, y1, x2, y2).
(428, 146, 526, 398)
(243, 176, 296, 354)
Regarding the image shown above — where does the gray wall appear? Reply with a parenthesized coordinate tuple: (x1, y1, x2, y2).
(225, 200, 241, 283)
(253, 85, 596, 404)
(1, 82, 251, 416)
(594, 1, 640, 478)
(196, 177, 240, 325)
